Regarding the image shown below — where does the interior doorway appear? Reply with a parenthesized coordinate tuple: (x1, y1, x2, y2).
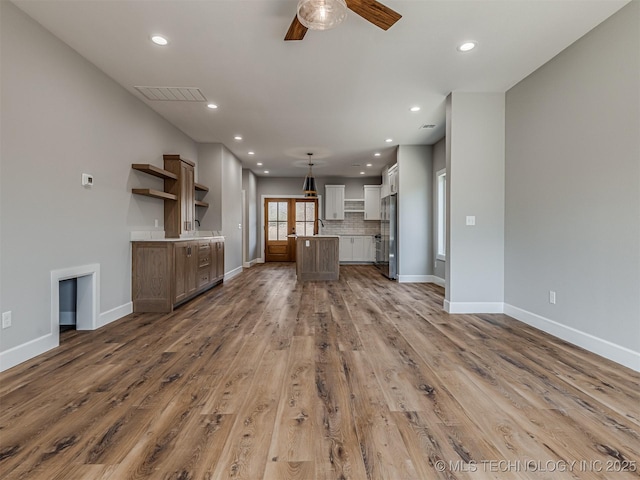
(59, 278, 77, 332)
(51, 264, 99, 344)
(264, 197, 318, 262)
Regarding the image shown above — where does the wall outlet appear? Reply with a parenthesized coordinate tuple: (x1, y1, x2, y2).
(2, 311, 12, 329)
(549, 291, 556, 304)
(154, 219, 159, 228)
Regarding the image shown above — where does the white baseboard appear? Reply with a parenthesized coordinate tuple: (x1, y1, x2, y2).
(398, 275, 430, 283)
(98, 302, 132, 329)
(257, 258, 265, 264)
(445, 301, 505, 314)
(504, 304, 640, 372)
(224, 266, 243, 281)
(0, 301, 133, 373)
(397, 275, 445, 286)
(243, 259, 259, 268)
(0, 333, 58, 372)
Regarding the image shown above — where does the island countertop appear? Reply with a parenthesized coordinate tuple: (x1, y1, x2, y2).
(288, 234, 340, 238)
(295, 236, 339, 281)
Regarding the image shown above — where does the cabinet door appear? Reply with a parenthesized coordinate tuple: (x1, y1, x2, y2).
(174, 242, 189, 303)
(175, 242, 198, 303)
(364, 186, 381, 221)
(132, 242, 172, 313)
(215, 240, 225, 281)
(186, 242, 198, 296)
(339, 236, 352, 261)
(181, 162, 195, 235)
(381, 167, 390, 198)
(351, 236, 366, 262)
(325, 185, 345, 220)
(163, 155, 196, 238)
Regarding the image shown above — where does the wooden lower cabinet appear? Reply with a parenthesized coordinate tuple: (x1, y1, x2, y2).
(132, 238, 224, 313)
(213, 238, 224, 281)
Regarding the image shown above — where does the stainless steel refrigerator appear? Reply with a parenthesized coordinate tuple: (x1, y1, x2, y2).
(376, 194, 397, 279)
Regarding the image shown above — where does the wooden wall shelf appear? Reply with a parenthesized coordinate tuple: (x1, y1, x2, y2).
(132, 188, 177, 201)
(195, 200, 209, 208)
(132, 164, 177, 180)
(194, 183, 209, 192)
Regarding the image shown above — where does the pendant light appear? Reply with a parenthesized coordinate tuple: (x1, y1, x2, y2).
(302, 153, 318, 198)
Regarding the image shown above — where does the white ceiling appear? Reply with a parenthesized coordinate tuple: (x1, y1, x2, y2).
(14, 0, 629, 177)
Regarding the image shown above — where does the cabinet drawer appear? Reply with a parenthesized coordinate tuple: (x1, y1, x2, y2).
(197, 267, 210, 288)
(198, 241, 212, 268)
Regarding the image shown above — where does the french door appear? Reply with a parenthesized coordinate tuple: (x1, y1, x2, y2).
(264, 198, 318, 262)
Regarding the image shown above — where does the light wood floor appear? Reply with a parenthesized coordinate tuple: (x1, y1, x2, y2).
(1, 264, 638, 480)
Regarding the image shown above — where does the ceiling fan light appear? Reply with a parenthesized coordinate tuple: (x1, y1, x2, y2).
(297, 0, 348, 31)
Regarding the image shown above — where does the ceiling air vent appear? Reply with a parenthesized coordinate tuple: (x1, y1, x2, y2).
(134, 86, 207, 102)
(420, 124, 436, 129)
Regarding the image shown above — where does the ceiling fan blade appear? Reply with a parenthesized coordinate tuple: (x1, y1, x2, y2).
(285, 15, 308, 41)
(346, 0, 402, 30)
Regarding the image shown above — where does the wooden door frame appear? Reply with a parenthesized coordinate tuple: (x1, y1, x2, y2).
(260, 194, 323, 263)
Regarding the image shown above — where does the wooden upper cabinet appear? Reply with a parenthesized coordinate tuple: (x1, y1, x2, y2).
(163, 154, 196, 238)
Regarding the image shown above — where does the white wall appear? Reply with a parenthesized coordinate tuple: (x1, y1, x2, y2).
(397, 145, 433, 282)
(242, 169, 258, 264)
(504, 1, 639, 369)
(445, 92, 505, 313)
(0, 2, 197, 370)
(255, 176, 381, 260)
(197, 144, 244, 277)
(432, 138, 446, 281)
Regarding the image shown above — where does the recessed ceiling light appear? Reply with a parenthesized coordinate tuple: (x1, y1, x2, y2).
(151, 35, 168, 46)
(206, 103, 218, 109)
(248, 151, 255, 155)
(360, 171, 365, 175)
(458, 41, 477, 52)
(264, 170, 269, 174)
(234, 135, 242, 141)
(385, 138, 393, 143)
(366, 163, 372, 167)
(257, 162, 263, 166)
(410, 106, 421, 112)
(374, 153, 381, 157)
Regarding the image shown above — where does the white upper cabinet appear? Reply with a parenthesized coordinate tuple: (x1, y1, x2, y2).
(325, 185, 345, 220)
(363, 185, 381, 221)
(381, 166, 390, 198)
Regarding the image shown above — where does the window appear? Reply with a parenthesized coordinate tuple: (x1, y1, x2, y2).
(436, 169, 446, 260)
(295, 200, 317, 236)
(267, 201, 289, 241)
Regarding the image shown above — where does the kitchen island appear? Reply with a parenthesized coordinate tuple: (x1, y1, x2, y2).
(295, 235, 340, 281)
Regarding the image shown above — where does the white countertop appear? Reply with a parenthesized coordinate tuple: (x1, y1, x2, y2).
(295, 235, 340, 238)
(130, 230, 224, 242)
(131, 236, 224, 242)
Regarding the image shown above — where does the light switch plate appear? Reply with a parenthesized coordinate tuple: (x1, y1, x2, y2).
(2, 311, 11, 329)
(82, 173, 93, 187)
(466, 215, 476, 226)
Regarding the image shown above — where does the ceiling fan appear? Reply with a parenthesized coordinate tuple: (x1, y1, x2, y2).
(285, 0, 402, 41)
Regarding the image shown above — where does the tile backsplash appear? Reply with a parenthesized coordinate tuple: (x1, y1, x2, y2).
(321, 212, 381, 236)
